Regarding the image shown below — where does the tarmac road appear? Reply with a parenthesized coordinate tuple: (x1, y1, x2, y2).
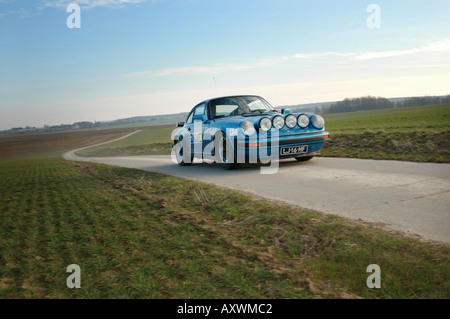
(64, 142, 450, 244)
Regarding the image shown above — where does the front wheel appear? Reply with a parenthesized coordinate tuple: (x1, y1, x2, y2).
(215, 132, 240, 170)
(294, 156, 314, 162)
(173, 140, 192, 166)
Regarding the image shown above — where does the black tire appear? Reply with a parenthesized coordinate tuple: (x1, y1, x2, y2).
(215, 131, 240, 170)
(294, 156, 314, 162)
(173, 139, 192, 166)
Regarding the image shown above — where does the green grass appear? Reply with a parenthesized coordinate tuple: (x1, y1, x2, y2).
(1, 158, 449, 298)
(78, 127, 173, 150)
(77, 143, 173, 157)
(322, 103, 448, 121)
(323, 104, 450, 134)
(76, 128, 173, 157)
(322, 104, 450, 162)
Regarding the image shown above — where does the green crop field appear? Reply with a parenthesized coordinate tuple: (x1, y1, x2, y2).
(79, 126, 173, 150)
(76, 127, 174, 157)
(1, 158, 449, 298)
(322, 104, 450, 163)
(323, 104, 449, 134)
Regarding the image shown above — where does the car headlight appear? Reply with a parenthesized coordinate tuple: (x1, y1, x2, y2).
(272, 116, 285, 130)
(241, 121, 256, 136)
(285, 114, 297, 129)
(311, 115, 325, 129)
(259, 117, 272, 132)
(297, 114, 310, 128)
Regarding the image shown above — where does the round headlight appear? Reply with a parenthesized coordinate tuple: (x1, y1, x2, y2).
(272, 116, 285, 130)
(311, 115, 325, 129)
(285, 114, 297, 129)
(297, 114, 310, 128)
(259, 117, 272, 132)
(241, 121, 256, 136)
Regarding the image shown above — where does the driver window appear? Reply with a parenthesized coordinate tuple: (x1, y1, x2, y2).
(186, 111, 194, 124)
(186, 103, 206, 124)
(194, 104, 205, 116)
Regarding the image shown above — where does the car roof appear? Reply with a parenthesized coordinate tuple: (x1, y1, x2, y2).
(200, 95, 265, 105)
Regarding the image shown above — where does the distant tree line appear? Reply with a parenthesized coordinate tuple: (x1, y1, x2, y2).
(2, 121, 106, 136)
(316, 95, 450, 114)
(396, 95, 450, 108)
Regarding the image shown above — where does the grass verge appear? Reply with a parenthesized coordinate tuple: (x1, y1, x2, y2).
(78, 142, 172, 157)
(322, 131, 450, 163)
(0, 158, 448, 298)
(322, 105, 450, 163)
(75, 127, 173, 157)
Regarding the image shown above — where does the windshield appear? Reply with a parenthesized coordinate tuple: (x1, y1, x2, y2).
(209, 96, 276, 119)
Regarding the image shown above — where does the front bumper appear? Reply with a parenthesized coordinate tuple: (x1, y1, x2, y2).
(235, 131, 329, 162)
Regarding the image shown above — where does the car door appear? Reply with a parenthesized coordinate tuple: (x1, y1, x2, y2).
(191, 103, 207, 155)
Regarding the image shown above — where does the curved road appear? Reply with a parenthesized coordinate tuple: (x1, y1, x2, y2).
(65, 141, 450, 244)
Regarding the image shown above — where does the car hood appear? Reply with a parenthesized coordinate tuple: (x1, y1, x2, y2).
(212, 113, 314, 126)
(212, 114, 277, 126)
(210, 113, 325, 137)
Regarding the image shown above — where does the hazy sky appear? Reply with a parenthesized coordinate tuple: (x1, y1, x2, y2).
(1, 0, 449, 130)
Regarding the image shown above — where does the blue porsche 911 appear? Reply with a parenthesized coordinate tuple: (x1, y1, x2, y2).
(172, 95, 329, 169)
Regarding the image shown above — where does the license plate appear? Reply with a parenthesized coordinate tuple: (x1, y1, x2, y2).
(280, 145, 308, 155)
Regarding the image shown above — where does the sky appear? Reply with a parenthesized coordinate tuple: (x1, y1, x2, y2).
(0, 0, 449, 130)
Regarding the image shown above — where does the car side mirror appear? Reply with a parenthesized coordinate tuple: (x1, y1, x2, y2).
(281, 108, 291, 114)
(193, 114, 206, 122)
(177, 122, 185, 127)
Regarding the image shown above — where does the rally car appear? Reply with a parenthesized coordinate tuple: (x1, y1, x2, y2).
(173, 95, 329, 169)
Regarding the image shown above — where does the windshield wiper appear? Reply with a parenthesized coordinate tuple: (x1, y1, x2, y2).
(242, 109, 273, 115)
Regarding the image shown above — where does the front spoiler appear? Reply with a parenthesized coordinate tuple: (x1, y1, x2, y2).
(235, 132, 329, 162)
